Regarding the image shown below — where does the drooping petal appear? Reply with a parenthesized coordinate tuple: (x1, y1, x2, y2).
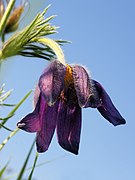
(93, 80, 126, 126)
(56, 101, 82, 155)
(83, 80, 102, 108)
(36, 94, 59, 153)
(39, 60, 66, 106)
(17, 94, 41, 132)
(18, 93, 58, 152)
(68, 106, 82, 154)
(72, 65, 100, 108)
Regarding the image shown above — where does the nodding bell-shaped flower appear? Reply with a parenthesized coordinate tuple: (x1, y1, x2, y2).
(0, 0, 26, 33)
(17, 60, 126, 155)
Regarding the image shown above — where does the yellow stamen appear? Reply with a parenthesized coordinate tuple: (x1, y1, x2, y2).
(64, 64, 74, 86)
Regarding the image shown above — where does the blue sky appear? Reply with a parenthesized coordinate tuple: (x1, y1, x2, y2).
(0, 0, 135, 179)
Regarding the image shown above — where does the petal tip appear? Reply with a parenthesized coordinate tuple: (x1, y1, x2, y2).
(114, 118, 126, 126)
(17, 122, 26, 129)
(36, 145, 48, 153)
(58, 141, 79, 155)
(36, 137, 49, 153)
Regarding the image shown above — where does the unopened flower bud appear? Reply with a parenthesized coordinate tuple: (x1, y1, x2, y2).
(0, 0, 27, 34)
(0, 0, 4, 21)
(5, 5, 24, 33)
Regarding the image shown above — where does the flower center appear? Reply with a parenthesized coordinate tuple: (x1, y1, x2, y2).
(60, 64, 78, 105)
(64, 64, 74, 86)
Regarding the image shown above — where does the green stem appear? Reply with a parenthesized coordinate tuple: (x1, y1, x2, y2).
(33, 37, 66, 65)
(28, 152, 39, 180)
(0, 0, 16, 35)
(17, 139, 36, 180)
(0, 128, 19, 151)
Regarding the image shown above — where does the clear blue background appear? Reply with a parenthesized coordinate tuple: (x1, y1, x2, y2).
(0, 0, 135, 179)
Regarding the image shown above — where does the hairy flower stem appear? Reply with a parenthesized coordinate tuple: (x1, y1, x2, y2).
(0, 0, 16, 36)
(33, 37, 66, 65)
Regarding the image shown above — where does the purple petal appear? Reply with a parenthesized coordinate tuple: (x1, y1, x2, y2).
(56, 101, 82, 155)
(17, 95, 41, 132)
(93, 80, 126, 126)
(39, 60, 66, 106)
(68, 106, 82, 154)
(36, 94, 59, 153)
(18, 93, 58, 152)
(72, 65, 100, 108)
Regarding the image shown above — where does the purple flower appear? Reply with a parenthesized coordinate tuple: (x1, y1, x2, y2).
(17, 60, 126, 155)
